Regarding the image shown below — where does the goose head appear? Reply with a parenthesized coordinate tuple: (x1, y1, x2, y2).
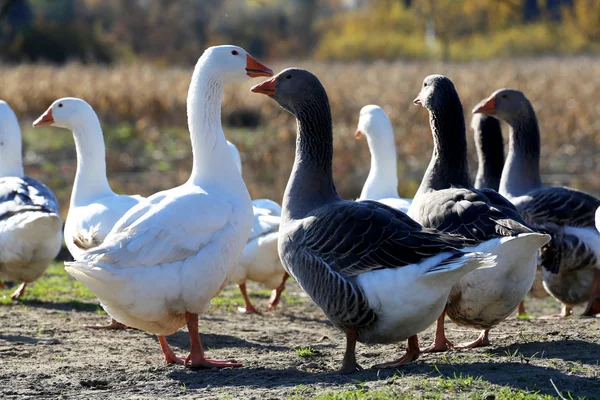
(250, 68, 328, 115)
(472, 89, 531, 124)
(413, 74, 460, 112)
(0, 100, 24, 177)
(33, 97, 96, 130)
(355, 105, 393, 142)
(200, 45, 273, 83)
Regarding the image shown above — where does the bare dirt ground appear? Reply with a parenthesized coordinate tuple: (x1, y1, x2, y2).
(1, 280, 599, 399)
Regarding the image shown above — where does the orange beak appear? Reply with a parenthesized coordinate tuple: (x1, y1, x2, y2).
(245, 54, 273, 78)
(413, 93, 422, 105)
(472, 97, 496, 114)
(354, 129, 364, 139)
(33, 107, 54, 127)
(251, 76, 278, 96)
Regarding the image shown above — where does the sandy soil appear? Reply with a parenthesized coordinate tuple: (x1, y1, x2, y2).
(1, 282, 599, 399)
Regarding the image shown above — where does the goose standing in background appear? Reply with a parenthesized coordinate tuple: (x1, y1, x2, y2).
(248, 68, 534, 373)
(33, 97, 145, 329)
(226, 141, 288, 314)
(354, 105, 411, 212)
(0, 100, 62, 299)
(471, 114, 504, 192)
(64, 46, 272, 367)
(473, 89, 600, 317)
(409, 75, 550, 352)
(471, 113, 547, 317)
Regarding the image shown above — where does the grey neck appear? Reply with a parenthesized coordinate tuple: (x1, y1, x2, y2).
(416, 100, 472, 197)
(474, 117, 504, 191)
(500, 104, 542, 198)
(282, 99, 339, 222)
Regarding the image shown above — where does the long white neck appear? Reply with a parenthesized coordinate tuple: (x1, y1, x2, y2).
(0, 108, 25, 178)
(69, 116, 114, 206)
(186, 62, 246, 191)
(360, 129, 399, 200)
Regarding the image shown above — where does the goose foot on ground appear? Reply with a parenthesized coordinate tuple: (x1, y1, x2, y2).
(238, 283, 262, 315)
(422, 314, 454, 353)
(267, 273, 289, 311)
(86, 319, 128, 330)
(582, 269, 600, 317)
(454, 330, 490, 349)
(0, 281, 5, 289)
(539, 305, 572, 319)
(373, 335, 420, 369)
(184, 312, 242, 369)
(158, 335, 186, 365)
(10, 282, 27, 299)
(338, 328, 363, 374)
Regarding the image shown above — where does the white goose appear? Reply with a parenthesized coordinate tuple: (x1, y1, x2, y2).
(64, 46, 272, 367)
(226, 141, 287, 314)
(0, 100, 62, 299)
(355, 105, 412, 213)
(33, 97, 145, 329)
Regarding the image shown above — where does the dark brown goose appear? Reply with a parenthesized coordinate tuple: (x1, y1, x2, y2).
(409, 75, 549, 352)
(474, 89, 600, 317)
(471, 113, 504, 192)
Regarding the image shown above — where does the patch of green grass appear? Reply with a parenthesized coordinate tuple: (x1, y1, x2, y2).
(295, 346, 318, 358)
(0, 262, 98, 307)
(437, 372, 482, 390)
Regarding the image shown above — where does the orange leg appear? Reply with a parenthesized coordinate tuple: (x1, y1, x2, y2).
(87, 318, 128, 330)
(338, 328, 362, 374)
(0, 281, 5, 289)
(10, 282, 27, 299)
(238, 283, 261, 314)
(184, 312, 242, 368)
(582, 269, 600, 316)
(516, 300, 527, 318)
(374, 334, 420, 369)
(454, 330, 490, 349)
(158, 335, 185, 364)
(267, 273, 289, 311)
(422, 311, 453, 353)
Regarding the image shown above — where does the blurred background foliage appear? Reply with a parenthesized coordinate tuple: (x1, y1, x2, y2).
(1, 0, 600, 64)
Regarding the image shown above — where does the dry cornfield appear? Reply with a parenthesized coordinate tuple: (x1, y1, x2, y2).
(2, 57, 600, 214)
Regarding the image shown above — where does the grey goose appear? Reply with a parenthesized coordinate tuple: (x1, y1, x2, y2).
(409, 75, 550, 352)
(249, 68, 536, 373)
(473, 88, 600, 317)
(0, 100, 62, 299)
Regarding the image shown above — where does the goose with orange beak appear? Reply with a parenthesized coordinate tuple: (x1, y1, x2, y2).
(407, 75, 549, 353)
(250, 68, 509, 373)
(63, 45, 272, 368)
(473, 88, 600, 318)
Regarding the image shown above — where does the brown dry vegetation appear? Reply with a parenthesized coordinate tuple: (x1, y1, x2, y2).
(2, 57, 600, 214)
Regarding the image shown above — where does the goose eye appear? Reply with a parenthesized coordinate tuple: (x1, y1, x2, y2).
(231, 50, 239, 55)
(58, 103, 63, 108)
(423, 83, 428, 87)
(501, 94, 506, 99)
(285, 74, 292, 79)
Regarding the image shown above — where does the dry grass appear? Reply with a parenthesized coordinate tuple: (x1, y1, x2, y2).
(2, 57, 600, 213)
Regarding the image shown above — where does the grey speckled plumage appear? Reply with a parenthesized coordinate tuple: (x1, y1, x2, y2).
(471, 114, 504, 192)
(0, 176, 60, 221)
(254, 68, 499, 370)
(474, 88, 600, 312)
(410, 76, 531, 240)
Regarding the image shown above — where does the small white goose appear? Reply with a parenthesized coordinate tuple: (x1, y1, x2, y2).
(33, 97, 145, 329)
(226, 141, 287, 314)
(355, 105, 411, 213)
(64, 46, 272, 368)
(0, 100, 62, 299)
